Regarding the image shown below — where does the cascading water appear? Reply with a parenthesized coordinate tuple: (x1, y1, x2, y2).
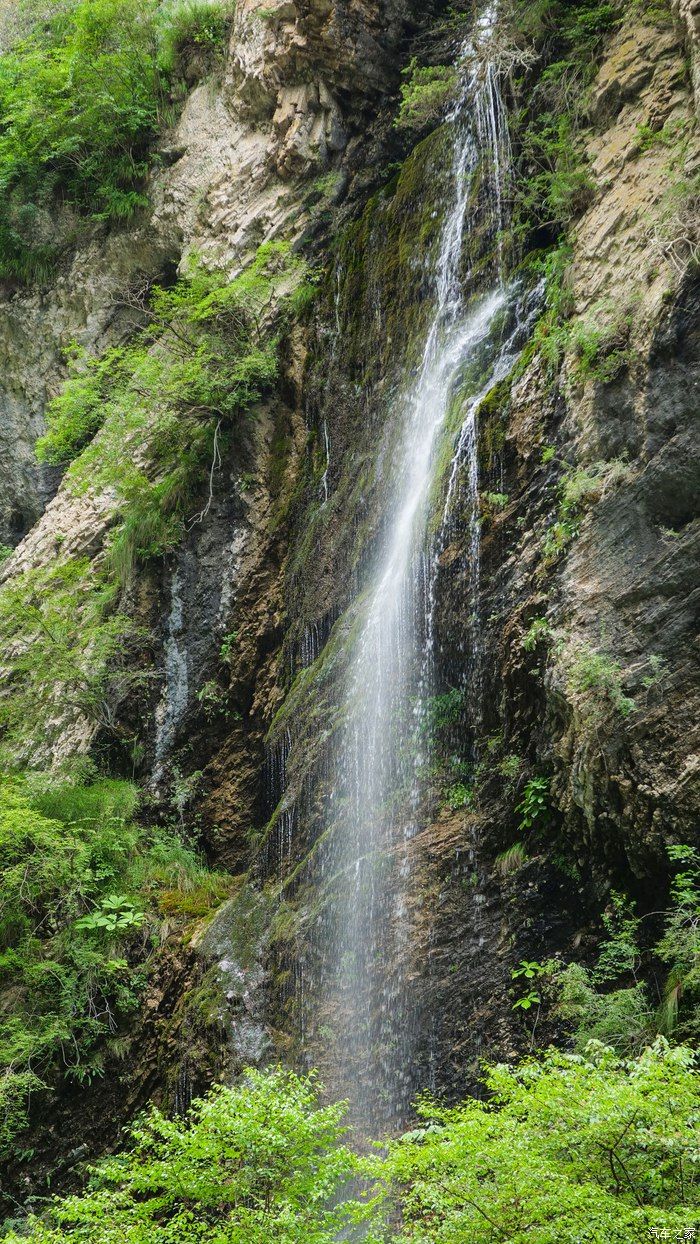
(309, 7, 523, 1131)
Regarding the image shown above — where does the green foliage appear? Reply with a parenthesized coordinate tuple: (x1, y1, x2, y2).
(7, 1045, 699, 1241)
(6, 1069, 370, 1243)
(481, 490, 508, 523)
(568, 303, 633, 382)
(0, 0, 165, 281)
(0, 558, 134, 763)
(642, 652, 670, 690)
(494, 841, 527, 877)
(219, 629, 238, 663)
(444, 781, 473, 810)
(36, 345, 131, 466)
(511, 960, 548, 1011)
(424, 688, 465, 736)
(515, 111, 595, 233)
(394, 59, 458, 131)
(516, 776, 549, 831)
(594, 892, 642, 984)
(373, 1039, 700, 1242)
(557, 962, 654, 1053)
(497, 753, 522, 780)
(541, 458, 629, 563)
(522, 616, 551, 651)
(556, 855, 700, 1052)
(526, 243, 575, 375)
(566, 642, 635, 719)
(0, 0, 241, 281)
(157, 0, 234, 78)
(0, 775, 227, 1160)
(38, 246, 291, 591)
(74, 895, 145, 933)
(655, 845, 700, 1041)
(511, 0, 625, 239)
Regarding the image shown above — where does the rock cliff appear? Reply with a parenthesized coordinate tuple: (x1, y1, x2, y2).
(0, 0, 698, 1213)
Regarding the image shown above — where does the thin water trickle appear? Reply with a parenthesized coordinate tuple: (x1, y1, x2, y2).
(153, 569, 188, 781)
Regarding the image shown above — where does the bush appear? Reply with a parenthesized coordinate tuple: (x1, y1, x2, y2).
(37, 245, 292, 581)
(0, 558, 133, 763)
(8, 1046, 698, 1242)
(394, 59, 458, 131)
(374, 1039, 700, 1242)
(0, 775, 228, 1160)
(157, 0, 235, 79)
(0, 0, 165, 280)
(566, 642, 635, 719)
(4, 1069, 369, 1243)
(516, 776, 549, 830)
(511, 0, 624, 238)
(554, 855, 700, 1052)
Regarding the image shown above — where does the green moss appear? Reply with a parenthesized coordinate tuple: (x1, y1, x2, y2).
(331, 126, 451, 383)
(476, 372, 514, 474)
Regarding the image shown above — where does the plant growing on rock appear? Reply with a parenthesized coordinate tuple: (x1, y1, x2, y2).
(556, 855, 700, 1053)
(494, 841, 527, 876)
(156, 0, 235, 80)
(522, 616, 551, 651)
(0, 775, 228, 1161)
(394, 59, 458, 131)
(565, 642, 635, 720)
(0, 0, 166, 280)
(516, 776, 550, 831)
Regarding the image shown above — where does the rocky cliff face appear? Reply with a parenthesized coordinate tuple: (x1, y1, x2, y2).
(0, 0, 698, 1211)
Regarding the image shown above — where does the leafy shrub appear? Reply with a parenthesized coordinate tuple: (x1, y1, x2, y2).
(555, 854, 700, 1052)
(0, 775, 228, 1160)
(497, 753, 522, 780)
(0, 559, 133, 763)
(655, 845, 700, 1040)
(157, 0, 235, 79)
(522, 616, 551, 651)
(395, 59, 458, 131)
(566, 642, 635, 719)
(516, 776, 549, 830)
(5, 1069, 368, 1243)
(511, 0, 624, 239)
(7, 1045, 699, 1242)
(38, 245, 292, 585)
(444, 781, 473, 810)
(375, 1039, 699, 1242)
(569, 306, 633, 382)
(424, 688, 465, 736)
(0, 0, 165, 280)
(556, 962, 654, 1053)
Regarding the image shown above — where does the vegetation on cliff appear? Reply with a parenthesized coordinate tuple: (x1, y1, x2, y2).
(0, 773, 229, 1162)
(0, 0, 234, 281)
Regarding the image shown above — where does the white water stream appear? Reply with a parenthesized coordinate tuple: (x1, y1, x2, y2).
(315, 9, 520, 1129)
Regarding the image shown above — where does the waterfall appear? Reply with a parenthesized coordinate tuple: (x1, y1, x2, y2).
(153, 569, 189, 781)
(300, 7, 525, 1132)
